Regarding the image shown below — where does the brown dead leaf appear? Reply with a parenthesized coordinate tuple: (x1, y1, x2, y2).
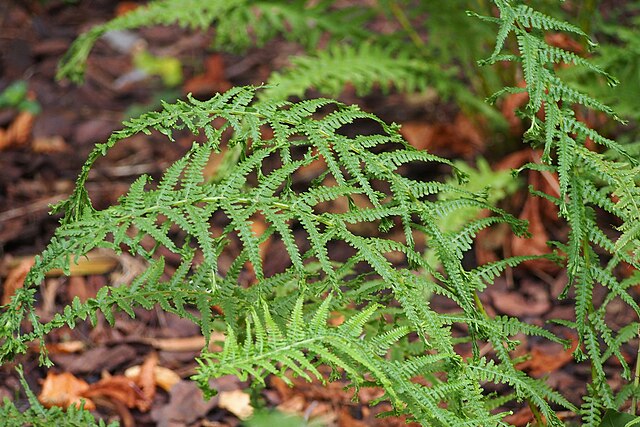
(517, 336, 578, 377)
(82, 375, 148, 411)
(31, 135, 69, 153)
(252, 214, 270, 261)
(125, 364, 181, 391)
(0, 111, 34, 150)
(400, 113, 484, 158)
(150, 380, 218, 427)
(503, 406, 535, 427)
(295, 149, 328, 181)
(545, 33, 584, 54)
(38, 371, 95, 410)
(67, 275, 101, 303)
(135, 352, 158, 411)
(475, 149, 561, 273)
(491, 286, 550, 317)
(115, 1, 140, 16)
(51, 344, 137, 374)
(338, 407, 368, 427)
(510, 170, 561, 273)
(143, 333, 225, 352)
(511, 194, 550, 255)
(218, 389, 254, 420)
(277, 394, 306, 414)
(183, 54, 232, 96)
(46, 341, 86, 354)
(1, 258, 33, 305)
(501, 80, 529, 134)
(328, 311, 345, 327)
(0, 250, 119, 279)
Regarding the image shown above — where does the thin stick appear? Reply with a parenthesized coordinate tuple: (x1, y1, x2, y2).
(0, 194, 65, 222)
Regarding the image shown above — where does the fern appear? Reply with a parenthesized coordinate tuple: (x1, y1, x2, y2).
(0, 366, 116, 427)
(3, 1, 640, 425)
(57, 0, 371, 83)
(0, 85, 567, 425)
(260, 42, 452, 101)
(478, 1, 640, 424)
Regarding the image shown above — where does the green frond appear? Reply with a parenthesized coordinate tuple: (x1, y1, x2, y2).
(262, 42, 447, 101)
(514, 4, 588, 37)
(471, 358, 576, 426)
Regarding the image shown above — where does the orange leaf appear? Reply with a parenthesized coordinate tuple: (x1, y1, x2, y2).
(38, 371, 95, 410)
(135, 353, 158, 411)
(400, 113, 484, 158)
(115, 2, 140, 16)
(82, 375, 146, 410)
(0, 111, 34, 151)
(2, 258, 34, 305)
(517, 336, 578, 377)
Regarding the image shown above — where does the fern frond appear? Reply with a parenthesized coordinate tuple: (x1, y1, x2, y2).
(262, 43, 447, 101)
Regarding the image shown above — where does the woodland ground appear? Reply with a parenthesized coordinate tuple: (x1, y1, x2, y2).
(0, 1, 637, 426)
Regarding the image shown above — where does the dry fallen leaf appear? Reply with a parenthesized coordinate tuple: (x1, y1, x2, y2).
(0, 111, 34, 151)
(135, 352, 158, 411)
(183, 54, 232, 96)
(82, 375, 148, 411)
(31, 135, 69, 153)
(115, 1, 140, 16)
(1, 258, 34, 305)
(143, 333, 225, 352)
(218, 389, 254, 420)
(545, 33, 584, 53)
(491, 287, 550, 317)
(500, 80, 529, 134)
(517, 336, 578, 377)
(503, 406, 535, 427)
(125, 364, 181, 392)
(42, 340, 86, 354)
(38, 371, 95, 410)
(150, 380, 218, 427)
(2, 250, 119, 279)
(401, 113, 484, 158)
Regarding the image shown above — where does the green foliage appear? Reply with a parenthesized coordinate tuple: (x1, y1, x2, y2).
(559, 2, 640, 122)
(56, 0, 525, 122)
(476, 1, 640, 425)
(2, 1, 639, 426)
(0, 85, 570, 425)
(599, 409, 640, 427)
(0, 366, 116, 427)
(0, 81, 41, 114)
(133, 49, 183, 87)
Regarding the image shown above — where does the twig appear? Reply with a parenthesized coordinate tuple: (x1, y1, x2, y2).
(0, 194, 65, 223)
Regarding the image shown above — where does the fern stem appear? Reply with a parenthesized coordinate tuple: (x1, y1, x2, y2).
(387, 1, 428, 56)
(577, 0, 599, 36)
(528, 400, 545, 426)
(473, 292, 487, 318)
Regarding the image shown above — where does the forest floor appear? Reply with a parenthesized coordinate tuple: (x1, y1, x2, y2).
(0, 1, 637, 426)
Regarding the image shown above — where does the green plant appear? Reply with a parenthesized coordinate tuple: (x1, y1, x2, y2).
(0, 366, 116, 427)
(2, 85, 565, 425)
(2, 1, 640, 426)
(55, 0, 531, 124)
(558, 1, 640, 123)
(473, 1, 640, 424)
(0, 81, 41, 114)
